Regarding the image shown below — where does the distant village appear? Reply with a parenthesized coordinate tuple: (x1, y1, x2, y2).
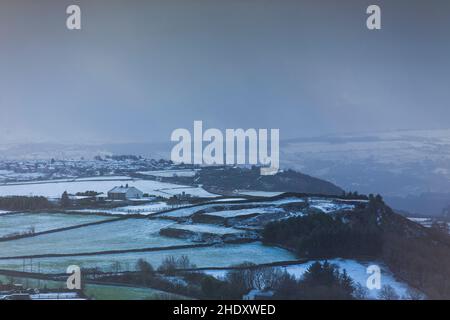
(0, 156, 179, 184)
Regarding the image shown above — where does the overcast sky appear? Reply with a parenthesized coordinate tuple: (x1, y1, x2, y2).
(1, 0, 449, 144)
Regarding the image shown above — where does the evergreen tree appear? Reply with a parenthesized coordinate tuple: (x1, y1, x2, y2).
(61, 191, 71, 208)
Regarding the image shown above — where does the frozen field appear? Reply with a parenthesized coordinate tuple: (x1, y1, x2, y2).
(204, 207, 282, 218)
(0, 212, 111, 238)
(159, 204, 218, 218)
(73, 202, 187, 216)
(138, 169, 198, 178)
(155, 186, 217, 198)
(166, 223, 244, 235)
(0, 218, 190, 258)
(0, 177, 218, 199)
(74, 176, 133, 181)
(0, 242, 296, 274)
(159, 197, 305, 218)
(0, 170, 46, 182)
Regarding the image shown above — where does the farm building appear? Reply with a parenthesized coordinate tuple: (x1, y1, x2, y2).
(107, 185, 143, 200)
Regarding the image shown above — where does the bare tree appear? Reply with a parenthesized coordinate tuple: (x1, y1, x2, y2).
(353, 283, 368, 300)
(378, 285, 399, 300)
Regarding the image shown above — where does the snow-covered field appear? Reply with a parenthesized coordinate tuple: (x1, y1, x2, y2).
(0, 212, 111, 238)
(237, 191, 285, 197)
(138, 169, 198, 178)
(0, 242, 296, 274)
(159, 198, 305, 218)
(73, 202, 187, 216)
(166, 223, 244, 235)
(159, 204, 219, 218)
(0, 177, 218, 199)
(0, 170, 46, 182)
(74, 176, 133, 181)
(0, 218, 190, 258)
(211, 198, 247, 202)
(204, 207, 283, 218)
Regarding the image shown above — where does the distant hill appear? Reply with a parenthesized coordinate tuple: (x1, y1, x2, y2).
(169, 166, 344, 196)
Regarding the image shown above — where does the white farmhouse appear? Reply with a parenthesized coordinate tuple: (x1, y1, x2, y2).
(107, 184, 143, 200)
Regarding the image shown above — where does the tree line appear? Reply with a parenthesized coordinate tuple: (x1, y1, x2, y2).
(0, 196, 53, 211)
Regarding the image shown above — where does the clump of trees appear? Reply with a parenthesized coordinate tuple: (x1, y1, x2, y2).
(341, 191, 369, 200)
(136, 259, 156, 285)
(75, 191, 101, 197)
(200, 262, 287, 299)
(60, 191, 71, 208)
(274, 261, 355, 300)
(158, 255, 196, 275)
(262, 212, 382, 258)
(200, 261, 358, 300)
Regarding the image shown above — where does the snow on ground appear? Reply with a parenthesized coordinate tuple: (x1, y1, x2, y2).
(0, 212, 110, 238)
(0, 210, 10, 215)
(0, 171, 46, 182)
(160, 198, 305, 218)
(280, 259, 413, 299)
(0, 242, 296, 274)
(266, 198, 305, 206)
(73, 202, 187, 216)
(211, 198, 247, 202)
(156, 186, 217, 198)
(408, 217, 430, 223)
(138, 169, 198, 178)
(203, 258, 414, 300)
(159, 204, 215, 218)
(74, 176, 133, 181)
(407, 217, 450, 233)
(167, 223, 244, 235)
(0, 218, 189, 258)
(205, 207, 283, 218)
(237, 191, 285, 197)
(407, 217, 433, 228)
(336, 199, 369, 203)
(0, 177, 218, 199)
(309, 199, 355, 213)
